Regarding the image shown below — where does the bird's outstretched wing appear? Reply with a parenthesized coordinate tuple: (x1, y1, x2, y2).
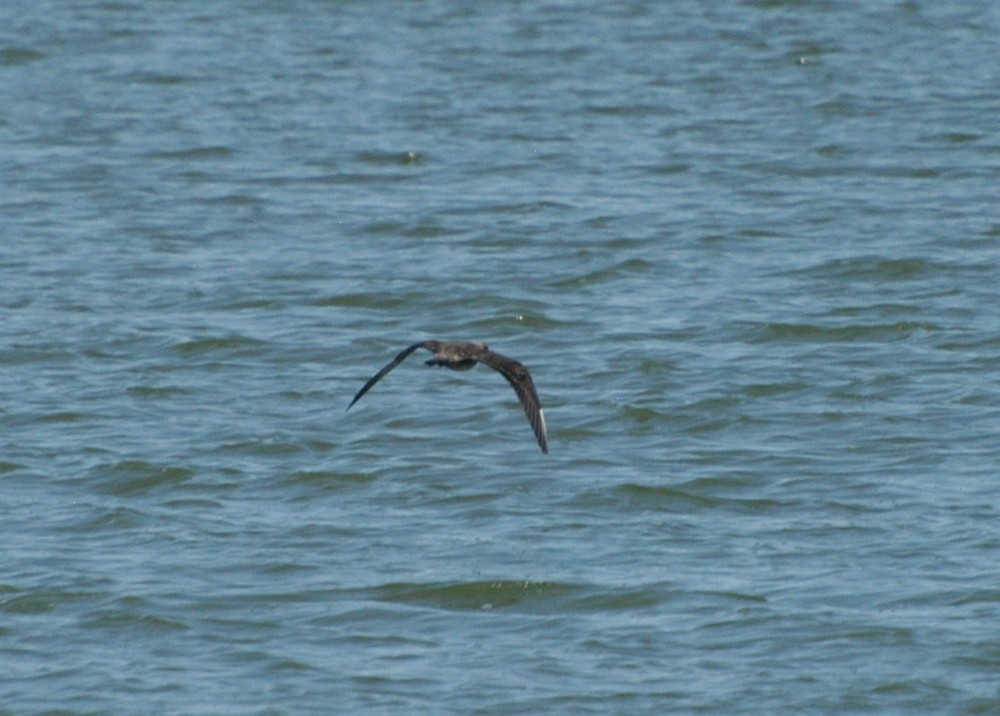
(347, 342, 430, 410)
(477, 349, 548, 454)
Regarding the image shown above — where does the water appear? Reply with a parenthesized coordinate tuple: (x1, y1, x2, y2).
(2, 1, 999, 713)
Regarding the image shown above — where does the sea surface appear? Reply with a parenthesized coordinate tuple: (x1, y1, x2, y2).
(2, 1, 999, 713)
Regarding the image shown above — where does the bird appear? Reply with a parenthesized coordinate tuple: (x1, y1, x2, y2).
(347, 340, 548, 454)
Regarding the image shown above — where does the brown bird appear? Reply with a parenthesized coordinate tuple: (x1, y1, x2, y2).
(347, 340, 548, 454)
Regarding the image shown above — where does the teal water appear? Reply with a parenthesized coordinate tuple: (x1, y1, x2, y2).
(2, 1, 999, 713)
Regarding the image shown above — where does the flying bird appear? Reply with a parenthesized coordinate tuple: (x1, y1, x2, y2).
(347, 340, 548, 454)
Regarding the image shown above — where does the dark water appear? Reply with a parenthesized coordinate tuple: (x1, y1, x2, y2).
(2, 1, 999, 713)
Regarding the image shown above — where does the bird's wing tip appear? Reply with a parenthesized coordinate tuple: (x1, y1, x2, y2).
(538, 408, 549, 453)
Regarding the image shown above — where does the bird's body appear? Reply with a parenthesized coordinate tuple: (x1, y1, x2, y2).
(348, 340, 548, 454)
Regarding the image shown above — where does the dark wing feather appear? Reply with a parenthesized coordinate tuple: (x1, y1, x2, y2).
(477, 349, 548, 454)
(347, 342, 429, 410)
